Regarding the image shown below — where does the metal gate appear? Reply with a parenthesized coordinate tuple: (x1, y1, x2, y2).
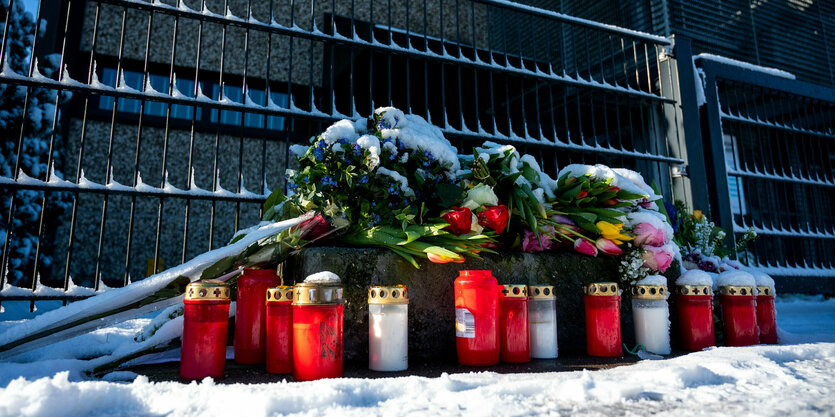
(1, 0, 682, 306)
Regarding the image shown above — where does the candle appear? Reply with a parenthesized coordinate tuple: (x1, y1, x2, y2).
(292, 273, 344, 381)
(265, 286, 294, 374)
(754, 272, 777, 344)
(368, 285, 409, 372)
(234, 268, 281, 364)
(631, 276, 671, 355)
(675, 270, 716, 351)
(527, 285, 558, 359)
(454, 270, 499, 366)
(584, 282, 622, 357)
(717, 270, 758, 347)
(498, 284, 530, 363)
(180, 280, 231, 381)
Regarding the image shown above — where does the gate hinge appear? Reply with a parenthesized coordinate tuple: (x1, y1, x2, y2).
(671, 164, 688, 178)
(659, 46, 675, 61)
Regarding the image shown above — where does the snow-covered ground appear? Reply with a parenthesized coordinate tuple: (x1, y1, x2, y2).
(1, 295, 834, 417)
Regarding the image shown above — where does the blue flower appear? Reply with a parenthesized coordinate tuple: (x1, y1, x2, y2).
(359, 176, 369, 184)
(370, 201, 376, 208)
(301, 176, 309, 183)
(389, 153, 397, 161)
(388, 184, 399, 195)
(321, 175, 336, 187)
(314, 148, 324, 161)
(352, 144, 362, 157)
(338, 138, 348, 144)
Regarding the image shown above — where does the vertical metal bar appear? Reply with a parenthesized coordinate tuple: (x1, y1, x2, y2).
(701, 68, 735, 249)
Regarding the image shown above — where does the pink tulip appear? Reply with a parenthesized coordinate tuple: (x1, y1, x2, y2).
(427, 252, 465, 264)
(574, 239, 598, 257)
(642, 246, 673, 272)
(522, 228, 554, 253)
(595, 238, 622, 255)
(633, 222, 665, 247)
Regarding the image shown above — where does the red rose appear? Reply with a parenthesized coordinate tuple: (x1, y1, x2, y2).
(442, 207, 473, 236)
(295, 213, 331, 240)
(477, 204, 509, 234)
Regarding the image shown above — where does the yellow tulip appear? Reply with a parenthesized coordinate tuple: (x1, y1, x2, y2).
(693, 210, 704, 220)
(596, 221, 633, 243)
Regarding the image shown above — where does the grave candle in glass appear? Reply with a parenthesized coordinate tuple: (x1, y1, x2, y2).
(719, 285, 759, 347)
(584, 282, 622, 357)
(757, 286, 778, 344)
(368, 285, 409, 372)
(676, 284, 715, 351)
(292, 282, 344, 381)
(631, 284, 671, 355)
(528, 285, 558, 359)
(498, 284, 530, 363)
(235, 268, 281, 364)
(180, 280, 231, 381)
(454, 270, 499, 366)
(265, 286, 294, 374)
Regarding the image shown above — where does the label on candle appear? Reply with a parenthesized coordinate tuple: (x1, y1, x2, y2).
(455, 308, 475, 338)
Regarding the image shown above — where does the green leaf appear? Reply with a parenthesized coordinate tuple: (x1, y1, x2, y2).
(200, 256, 236, 280)
(386, 246, 420, 269)
(615, 189, 647, 200)
(435, 183, 466, 208)
(520, 163, 540, 184)
(261, 187, 286, 221)
(559, 183, 583, 201)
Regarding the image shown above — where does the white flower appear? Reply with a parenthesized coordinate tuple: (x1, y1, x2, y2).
(470, 214, 483, 234)
(462, 184, 498, 210)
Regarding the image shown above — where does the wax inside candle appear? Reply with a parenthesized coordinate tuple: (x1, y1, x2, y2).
(632, 298, 671, 355)
(528, 298, 558, 358)
(369, 304, 408, 371)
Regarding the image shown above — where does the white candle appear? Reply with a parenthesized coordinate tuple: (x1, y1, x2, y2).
(632, 298, 671, 355)
(368, 287, 408, 371)
(528, 286, 558, 359)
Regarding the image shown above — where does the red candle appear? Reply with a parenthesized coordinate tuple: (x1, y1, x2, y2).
(757, 286, 778, 344)
(180, 280, 231, 381)
(719, 285, 759, 346)
(584, 282, 622, 357)
(234, 268, 281, 364)
(454, 270, 499, 366)
(498, 284, 530, 363)
(292, 282, 344, 381)
(266, 286, 294, 374)
(675, 284, 716, 351)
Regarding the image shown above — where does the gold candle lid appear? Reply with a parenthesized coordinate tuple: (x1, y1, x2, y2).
(499, 284, 528, 298)
(718, 285, 754, 296)
(293, 282, 344, 305)
(368, 285, 408, 305)
(632, 284, 667, 300)
(528, 285, 555, 299)
(677, 285, 713, 296)
(266, 286, 294, 302)
(757, 286, 775, 296)
(185, 280, 231, 301)
(584, 282, 619, 296)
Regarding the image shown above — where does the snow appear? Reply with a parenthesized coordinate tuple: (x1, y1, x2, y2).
(695, 53, 796, 80)
(0, 295, 834, 416)
(376, 167, 415, 197)
(319, 119, 361, 145)
(377, 110, 461, 177)
(303, 271, 341, 284)
(557, 164, 656, 200)
(675, 270, 714, 287)
(715, 270, 756, 289)
(752, 271, 776, 289)
(635, 275, 667, 287)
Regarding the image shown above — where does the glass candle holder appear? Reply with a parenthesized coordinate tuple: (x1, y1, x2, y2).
(528, 285, 558, 359)
(756, 286, 778, 344)
(454, 270, 499, 366)
(368, 285, 409, 372)
(265, 286, 294, 374)
(584, 282, 622, 357)
(292, 282, 344, 381)
(234, 268, 281, 364)
(498, 284, 530, 363)
(719, 285, 759, 346)
(180, 280, 231, 381)
(675, 285, 715, 351)
(631, 284, 671, 355)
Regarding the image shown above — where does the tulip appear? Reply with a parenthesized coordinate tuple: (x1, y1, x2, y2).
(461, 184, 499, 210)
(642, 246, 673, 272)
(595, 238, 622, 255)
(477, 205, 509, 234)
(522, 228, 554, 253)
(692, 210, 704, 220)
(574, 238, 598, 257)
(295, 213, 331, 241)
(602, 199, 619, 206)
(427, 252, 465, 264)
(576, 190, 588, 199)
(596, 221, 633, 245)
(442, 207, 473, 236)
(632, 222, 665, 247)
(550, 214, 576, 225)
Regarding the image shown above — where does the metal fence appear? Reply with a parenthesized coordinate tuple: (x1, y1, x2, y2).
(1, 0, 684, 307)
(697, 57, 835, 293)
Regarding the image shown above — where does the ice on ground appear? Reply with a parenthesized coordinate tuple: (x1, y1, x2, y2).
(675, 269, 714, 287)
(303, 271, 341, 284)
